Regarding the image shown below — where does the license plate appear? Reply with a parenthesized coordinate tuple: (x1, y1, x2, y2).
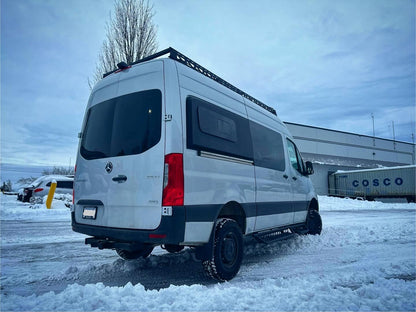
(82, 207, 97, 219)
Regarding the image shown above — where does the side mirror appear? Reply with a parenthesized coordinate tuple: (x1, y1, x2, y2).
(305, 161, 314, 175)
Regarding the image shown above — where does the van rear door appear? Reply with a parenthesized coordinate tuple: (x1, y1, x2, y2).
(75, 62, 165, 230)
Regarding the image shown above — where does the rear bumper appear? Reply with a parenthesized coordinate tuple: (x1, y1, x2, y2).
(71, 206, 185, 245)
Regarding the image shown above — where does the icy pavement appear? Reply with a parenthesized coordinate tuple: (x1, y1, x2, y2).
(1, 193, 415, 311)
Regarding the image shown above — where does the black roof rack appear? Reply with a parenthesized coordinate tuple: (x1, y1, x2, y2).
(103, 47, 277, 116)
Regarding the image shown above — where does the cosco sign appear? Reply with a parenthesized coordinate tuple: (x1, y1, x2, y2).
(352, 177, 403, 187)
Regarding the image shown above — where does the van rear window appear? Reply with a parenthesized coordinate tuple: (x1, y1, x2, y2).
(80, 89, 162, 160)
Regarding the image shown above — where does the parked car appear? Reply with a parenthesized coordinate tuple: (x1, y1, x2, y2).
(19, 176, 46, 202)
(17, 188, 24, 201)
(22, 175, 73, 202)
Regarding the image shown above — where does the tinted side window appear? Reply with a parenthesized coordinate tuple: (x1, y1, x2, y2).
(296, 148, 305, 173)
(287, 140, 298, 171)
(250, 122, 285, 171)
(286, 139, 304, 174)
(198, 106, 237, 142)
(57, 181, 74, 189)
(81, 89, 162, 160)
(186, 97, 253, 160)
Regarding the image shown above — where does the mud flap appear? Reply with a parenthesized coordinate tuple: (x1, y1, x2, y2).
(193, 230, 214, 261)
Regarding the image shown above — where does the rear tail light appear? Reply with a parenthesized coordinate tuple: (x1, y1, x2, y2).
(34, 188, 44, 193)
(149, 234, 167, 239)
(162, 153, 184, 206)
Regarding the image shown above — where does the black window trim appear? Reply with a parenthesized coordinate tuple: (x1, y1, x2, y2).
(186, 96, 253, 162)
(186, 95, 287, 171)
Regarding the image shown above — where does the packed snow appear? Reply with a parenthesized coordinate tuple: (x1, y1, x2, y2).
(1, 193, 415, 311)
(0, 193, 72, 222)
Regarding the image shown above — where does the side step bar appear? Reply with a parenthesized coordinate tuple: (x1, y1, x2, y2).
(253, 224, 308, 244)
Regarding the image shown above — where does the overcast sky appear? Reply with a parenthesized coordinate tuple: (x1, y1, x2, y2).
(1, 0, 415, 166)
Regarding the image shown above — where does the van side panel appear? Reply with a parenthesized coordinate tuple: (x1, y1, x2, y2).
(245, 103, 294, 230)
(163, 60, 184, 154)
(176, 63, 256, 243)
(285, 137, 313, 224)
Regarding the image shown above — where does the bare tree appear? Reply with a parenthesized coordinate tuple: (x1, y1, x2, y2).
(42, 166, 75, 176)
(90, 0, 158, 87)
(17, 177, 37, 185)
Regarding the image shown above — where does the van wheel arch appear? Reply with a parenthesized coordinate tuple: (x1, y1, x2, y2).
(194, 201, 246, 263)
(216, 201, 246, 234)
(309, 197, 319, 212)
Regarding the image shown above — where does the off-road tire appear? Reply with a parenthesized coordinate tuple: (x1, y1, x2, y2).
(306, 209, 322, 235)
(203, 218, 243, 281)
(163, 244, 184, 253)
(116, 245, 153, 260)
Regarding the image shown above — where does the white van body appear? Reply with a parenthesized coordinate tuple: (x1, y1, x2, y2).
(72, 48, 321, 281)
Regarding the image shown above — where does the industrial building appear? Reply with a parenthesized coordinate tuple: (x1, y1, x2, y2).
(284, 122, 416, 195)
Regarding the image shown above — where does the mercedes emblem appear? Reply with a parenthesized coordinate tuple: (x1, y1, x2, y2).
(105, 161, 113, 174)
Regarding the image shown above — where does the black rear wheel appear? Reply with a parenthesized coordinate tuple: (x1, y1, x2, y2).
(116, 245, 153, 260)
(163, 244, 184, 253)
(203, 218, 243, 281)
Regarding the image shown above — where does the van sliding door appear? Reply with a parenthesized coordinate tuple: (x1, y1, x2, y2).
(247, 108, 294, 231)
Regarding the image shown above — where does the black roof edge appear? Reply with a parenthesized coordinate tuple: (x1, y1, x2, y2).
(102, 47, 277, 116)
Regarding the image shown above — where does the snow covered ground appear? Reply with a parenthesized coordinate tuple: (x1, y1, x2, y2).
(1, 193, 415, 311)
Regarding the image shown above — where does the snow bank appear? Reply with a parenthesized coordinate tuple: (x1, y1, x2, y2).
(3, 274, 414, 311)
(0, 193, 71, 221)
(318, 195, 416, 211)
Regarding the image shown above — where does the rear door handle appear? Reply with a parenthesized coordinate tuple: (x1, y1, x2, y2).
(283, 174, 289, 179)
(112, 175, 127, 183)
(292, 176, 297, 181)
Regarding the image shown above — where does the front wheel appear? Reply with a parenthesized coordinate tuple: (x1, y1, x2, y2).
(203, 218, 243, 281)
(306, 210, 322, 235)
(116, 245, 153, 260)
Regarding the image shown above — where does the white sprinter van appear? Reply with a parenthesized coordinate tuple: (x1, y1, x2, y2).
(72, 48, 322, 281)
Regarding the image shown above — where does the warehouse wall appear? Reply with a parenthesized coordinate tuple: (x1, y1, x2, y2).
(284, 122, 416, 195)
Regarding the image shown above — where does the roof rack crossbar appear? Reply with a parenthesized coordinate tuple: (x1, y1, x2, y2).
(103, 47, 277, 115)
